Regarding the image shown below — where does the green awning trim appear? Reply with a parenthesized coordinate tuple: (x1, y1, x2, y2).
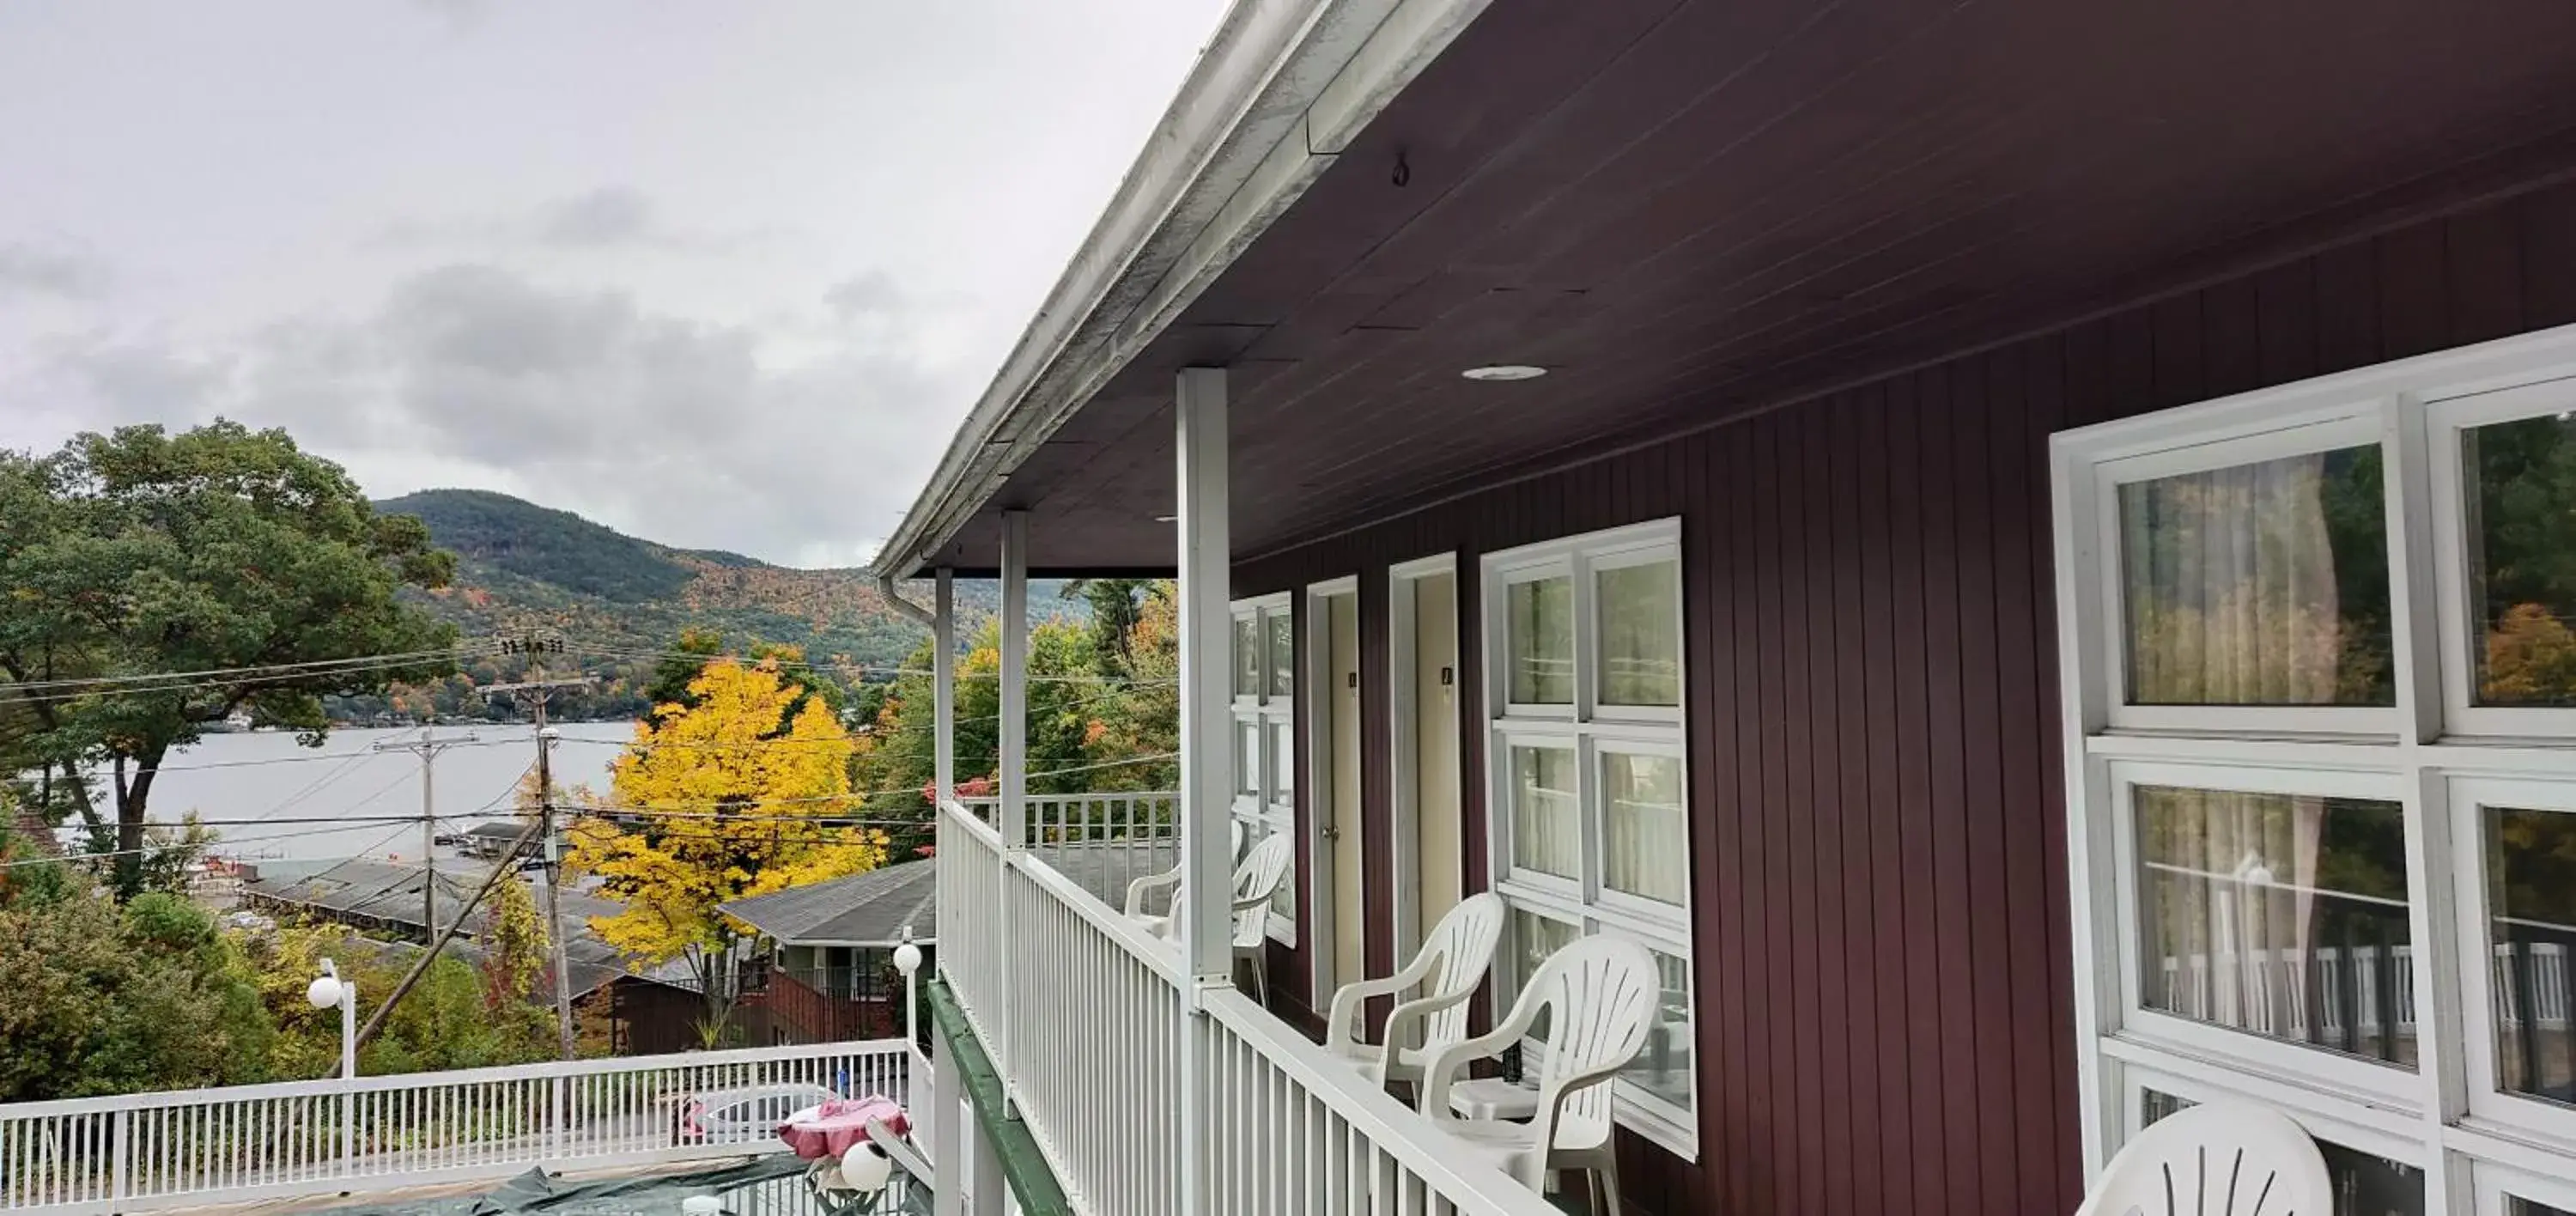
(925, 978, 1073, 1216)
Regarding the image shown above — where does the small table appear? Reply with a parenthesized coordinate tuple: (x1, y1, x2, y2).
(1445, 1076, 1542, 1121)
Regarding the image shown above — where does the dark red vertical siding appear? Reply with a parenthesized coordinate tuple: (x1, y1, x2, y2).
(1230, 180, 2576, 1214)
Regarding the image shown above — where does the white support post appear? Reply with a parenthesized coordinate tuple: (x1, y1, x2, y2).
(1175, 368, 1235, 984)
(996, 512, 1028, 1118)
(931, 1041, 965, 1216)
(934, 568, 956, 810)
(969, 1119, 1006, 1216)
(1174, 365, 1230, 1216)
(1000, 514, 1029, 854)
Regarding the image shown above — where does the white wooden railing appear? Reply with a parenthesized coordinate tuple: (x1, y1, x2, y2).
(0, 1039, 915, 1214)
(961, 791, 1176, 849)
(936, 799, 1560, 1216)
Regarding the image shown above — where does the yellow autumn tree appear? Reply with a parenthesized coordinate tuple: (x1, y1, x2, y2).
(567, 658, 884, 1043)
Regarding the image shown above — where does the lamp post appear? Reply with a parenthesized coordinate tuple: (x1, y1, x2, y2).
(309, 959, 357, 1169)
(890, 927, 923, 1047)
(307, 958, 357, 1079)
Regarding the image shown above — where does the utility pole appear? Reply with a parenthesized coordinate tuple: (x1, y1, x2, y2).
(484, 635, 588, 1061)
(372, 725, 478, 938)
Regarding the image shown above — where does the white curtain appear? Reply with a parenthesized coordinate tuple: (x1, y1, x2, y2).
(2124, 454, 2336, 1041)
(1510, 745, 1580, 878)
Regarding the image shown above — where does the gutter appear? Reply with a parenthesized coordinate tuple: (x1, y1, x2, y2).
(876, 572, 937, 630)
(868, 0, 1491, 580)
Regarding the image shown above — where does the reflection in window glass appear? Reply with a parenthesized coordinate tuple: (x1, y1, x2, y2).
(1234, 617, 1261, 699)
(2142, 1090, 2423, 1215)
(1602, 751, 1686, 905)
(1268, 722, 1293, 808)
(1510, 745, 1579, 879)
(1232, 722, 1259, 800)
(1267, 610, 1294, 700)
(2133, 785, 2415, 1067)
(1507, 575, 1575, 704)
(2510, 1201, 2576, 1216)
(2485, 806, 2576, 1107)
(2117, 445, 2392, 706)
(1597, 559, 1681, 707)
(1619, 949, 1694, 1115)
(1508, 908, 1578, 1043)
(2467, 415, 2576, 706)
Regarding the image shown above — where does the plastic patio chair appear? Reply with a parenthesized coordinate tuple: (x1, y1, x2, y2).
(1418, 934, 1662, 1215)
(2073, 1101, 2333, 1216)
(1324, 893, 1506, 1089)
(1125, 830, 1292, 1006)
(1121, 818, 1244, 921)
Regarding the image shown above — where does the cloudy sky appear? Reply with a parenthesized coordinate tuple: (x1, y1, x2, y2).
(0, 1, 1227, 568)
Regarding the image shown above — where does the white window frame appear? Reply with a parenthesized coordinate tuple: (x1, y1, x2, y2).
(2446, 775, 2576, 1147)
(2477, 1158, 2576, 1216)
(2104, 757, 2419, 1105)
(2426, 375, 2576, 738)
(2054, 322, 2576, 1211)
(1232, 593, 1296, 945)
(2091, 411, 2398, 736)
(1481, 517, 1698, 1158)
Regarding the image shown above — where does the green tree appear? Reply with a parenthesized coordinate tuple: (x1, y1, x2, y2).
(1060, 579, 1151, 673)
(851, 616, 1109, 855)
(0, 883, 273, 1101)
(643, 627, 846, 727)
(0, 421, 459, 896)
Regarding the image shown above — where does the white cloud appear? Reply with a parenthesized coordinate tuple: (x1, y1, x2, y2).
(34, 263, 966, 567)
(0, 243, 109, 301)
(0, 0, 1231, 564)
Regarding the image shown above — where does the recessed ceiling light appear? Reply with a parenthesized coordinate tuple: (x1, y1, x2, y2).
(1461, 364, 1546, 381)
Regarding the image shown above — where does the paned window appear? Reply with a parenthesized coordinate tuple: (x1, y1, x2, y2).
(1483, 518, 1696, 1157)
(1231, 594, 1295, 944)
(2055, 332, 2576, 1208)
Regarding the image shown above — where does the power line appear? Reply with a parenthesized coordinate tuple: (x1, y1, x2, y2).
(559, 642, 1176, 685)
(69, 735, 520, 775)
(0, 648, 501, 708)
(0, 645, 499, 693)
(0, 819, 425, 872)
(556, 751, 1180, 818)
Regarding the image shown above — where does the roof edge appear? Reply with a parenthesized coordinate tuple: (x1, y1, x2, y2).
(869, 0, 1492, 579)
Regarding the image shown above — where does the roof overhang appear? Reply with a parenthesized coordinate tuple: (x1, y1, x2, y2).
(872, 0, 1491, 580)
(878, 0, 2576, 575)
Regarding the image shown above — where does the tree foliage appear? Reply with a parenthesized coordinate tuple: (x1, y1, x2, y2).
(233, 921, 552, 1077)
(0, 881, 270, 1101)
(0, 421, 458, 896)
(845, 581, 1180, 857)
(479, 876, 551, 1012)
(568, 659, 885, 1035)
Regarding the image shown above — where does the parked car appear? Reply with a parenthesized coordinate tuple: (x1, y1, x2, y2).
(670, 1083, 840, 1146)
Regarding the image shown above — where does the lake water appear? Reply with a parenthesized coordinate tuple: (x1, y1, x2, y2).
(64, 720, 641, 864)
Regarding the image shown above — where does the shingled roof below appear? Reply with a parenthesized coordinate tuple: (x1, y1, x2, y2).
(721, 843, 1178, 947)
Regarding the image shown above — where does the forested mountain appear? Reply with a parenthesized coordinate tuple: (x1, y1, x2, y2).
(336, 489, 1038, 723)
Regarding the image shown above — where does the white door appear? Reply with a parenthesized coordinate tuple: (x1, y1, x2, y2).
(1393, 559, 1465, 958)
(1413, 572, 1463, 932)
(1326, 591, 1364, 991)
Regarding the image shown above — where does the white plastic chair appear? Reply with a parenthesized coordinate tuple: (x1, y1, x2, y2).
(2074, 1101, 2333, 1216)
(1325, 893, 1506, 1089)
(1121, 818, 1244, 921)
(1419, 934, 1662, 1214)
(1224, 833, 1294, 1006)
(1127, 830, 1293, 1006)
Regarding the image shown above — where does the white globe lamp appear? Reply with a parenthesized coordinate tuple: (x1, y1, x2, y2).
(839, 1141, 892, 1194)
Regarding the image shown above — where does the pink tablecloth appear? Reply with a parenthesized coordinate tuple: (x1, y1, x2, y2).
(777, 1097, 910, 1159)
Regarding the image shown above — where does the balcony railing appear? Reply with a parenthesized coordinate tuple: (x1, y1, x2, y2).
(0, 1039, 916, 1214)
(935, 798, 1561, 1216)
